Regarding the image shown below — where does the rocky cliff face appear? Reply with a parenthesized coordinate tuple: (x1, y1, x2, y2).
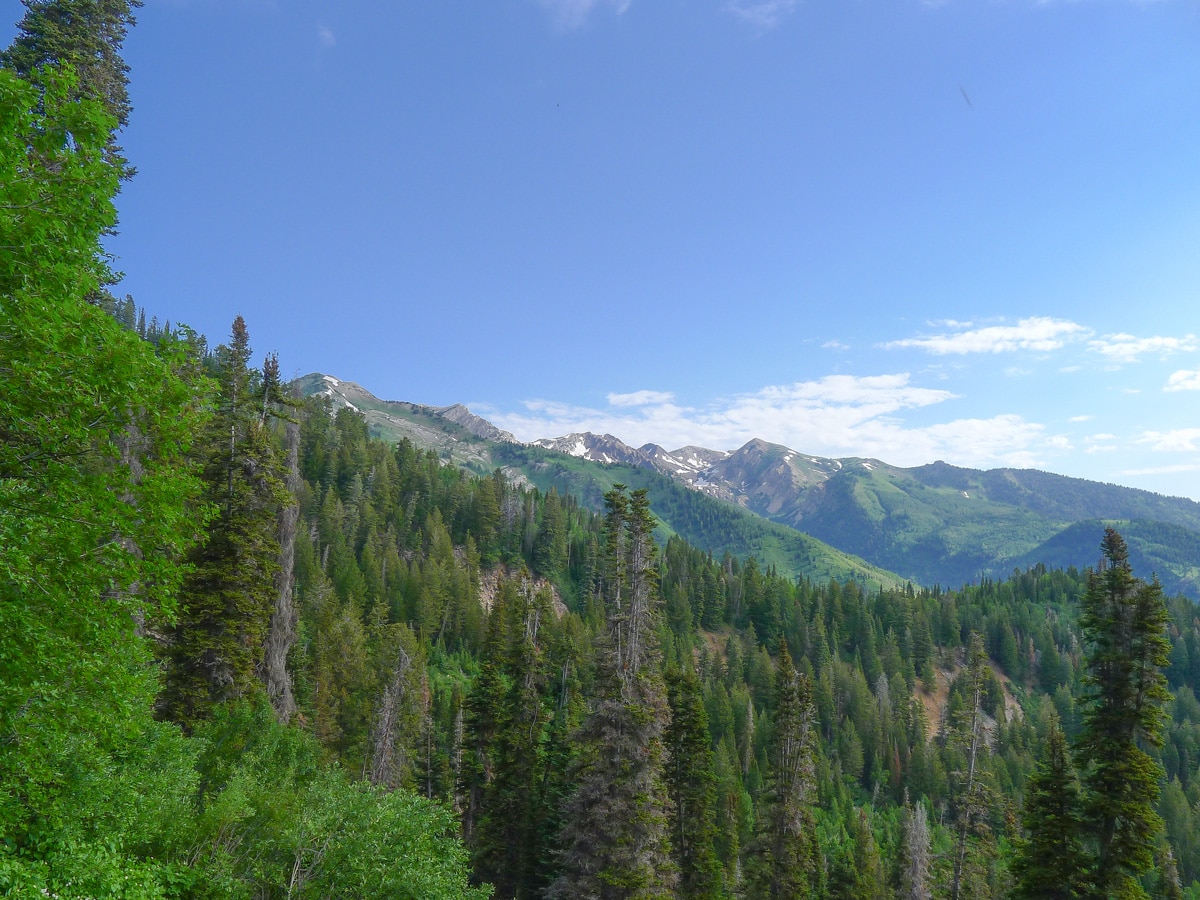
(435, 403, 519, 444)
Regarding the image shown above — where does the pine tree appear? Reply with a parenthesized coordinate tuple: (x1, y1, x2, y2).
(828, 807, 887, 900)
(743, 642, 819, 900)
(159, 318, 288, 729)
(1076, 528, 1172, 898)
(473, 581, 555, 899)
(948, 631, 998, 900)
(1012, 720, 1089, 899)
(548, 487, 676, 899)
(3, 0, 143, 173)
(461, 578, 513, 846)
(666, 663, 723, 899)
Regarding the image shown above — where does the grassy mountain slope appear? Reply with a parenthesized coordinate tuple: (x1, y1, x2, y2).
(792, 462, 1200, 596)
(1005, 518, 1200, 598)
(795, 464, 1062, 588)
(490, 443, 905, 591)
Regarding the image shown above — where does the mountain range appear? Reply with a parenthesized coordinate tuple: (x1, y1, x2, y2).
(297, 373, 1200, 599)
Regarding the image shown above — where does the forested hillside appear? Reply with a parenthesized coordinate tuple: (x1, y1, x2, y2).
(4, 4, 1200, 898)
(300, 374, 1200, 601)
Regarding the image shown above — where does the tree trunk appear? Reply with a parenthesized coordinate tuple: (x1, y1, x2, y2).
(260, 414, 300, 722)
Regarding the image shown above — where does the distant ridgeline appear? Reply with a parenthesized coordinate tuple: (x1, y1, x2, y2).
(299, 372, 1200, 601)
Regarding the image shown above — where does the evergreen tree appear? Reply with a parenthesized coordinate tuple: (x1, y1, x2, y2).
(461, 578, 514, 846)
(1011, 720, 1089, 899)
(473, 581, 554, 899)
(743, 642, 819, 900)
(548, 487, 676, 899)
(1076, 528, 1172, 899)
(948, 631, 998, 900)
(828, 807, 888, 900)
(666, 663, 723, 899)
(160, 318, 289, 729)
(3, 0, 142, 173)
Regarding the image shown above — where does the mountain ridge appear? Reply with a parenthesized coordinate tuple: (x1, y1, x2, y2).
(297, 372, 1200, 598)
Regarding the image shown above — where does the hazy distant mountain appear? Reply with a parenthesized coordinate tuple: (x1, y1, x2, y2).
(298, 373, 1200, 598)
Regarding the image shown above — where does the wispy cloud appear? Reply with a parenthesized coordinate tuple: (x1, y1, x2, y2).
(1084, 433, 1117, 454)
(1121, 463, 1200, 477)
(608, 390, 674, 407)
(537, 0, 631, 30)
(1088, 333, 1197, 364)
(486, 373, 1054, 469)
(1165, 369, 1200, 392)
(726, 0, 799, 29)
(822, 340, 850, 351)
(883, 316, 1089, 355)
(1068, 414, 1092, 423)
(1137, 429, 1200, 453)
(316, 24, 335, 47)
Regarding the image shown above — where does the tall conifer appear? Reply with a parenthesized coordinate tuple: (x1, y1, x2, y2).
(1076, 528, 1171, 898)
(1012, 720, 1089, 899)
(4, 0, 142, 172)
(666, 663, 723, 899)
(548, 487, 676, 899)
(743, 642, 819, 899)
(160, 318, 288, 729)
(474, 581, 554, 899)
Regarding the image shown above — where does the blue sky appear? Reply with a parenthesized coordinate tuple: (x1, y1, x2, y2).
(16, 0, 1200, 497)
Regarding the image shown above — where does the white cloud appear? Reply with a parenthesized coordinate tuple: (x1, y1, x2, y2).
(316, 24, 335, 47)
(1046, 435, 1073, 450)
(726, 0, 799, 29)
(1084, 433, 1117, 454)
(1165, 369, 1200, 392)
(537, 0, 631, 29)
(1137, 429, 1200, 453)
(488, 373, 1051, 470)
(1068, 414, 1092, 423)
(1088, 333, 1197, 364)
(607, 390, 674, 407)
(1121, 463, 1200, 477)
(822, 340, 850, 351)
(883, 316, 1088, 355)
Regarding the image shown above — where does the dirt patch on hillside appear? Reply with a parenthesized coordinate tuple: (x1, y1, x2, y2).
(477, 568, 568, 618)
(915, 654, 1023, 743)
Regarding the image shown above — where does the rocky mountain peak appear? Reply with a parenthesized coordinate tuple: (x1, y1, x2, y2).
(434, 403, 519, 444)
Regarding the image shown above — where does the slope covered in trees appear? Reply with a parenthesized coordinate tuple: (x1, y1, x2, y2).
(6, 6, 1200, 897)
